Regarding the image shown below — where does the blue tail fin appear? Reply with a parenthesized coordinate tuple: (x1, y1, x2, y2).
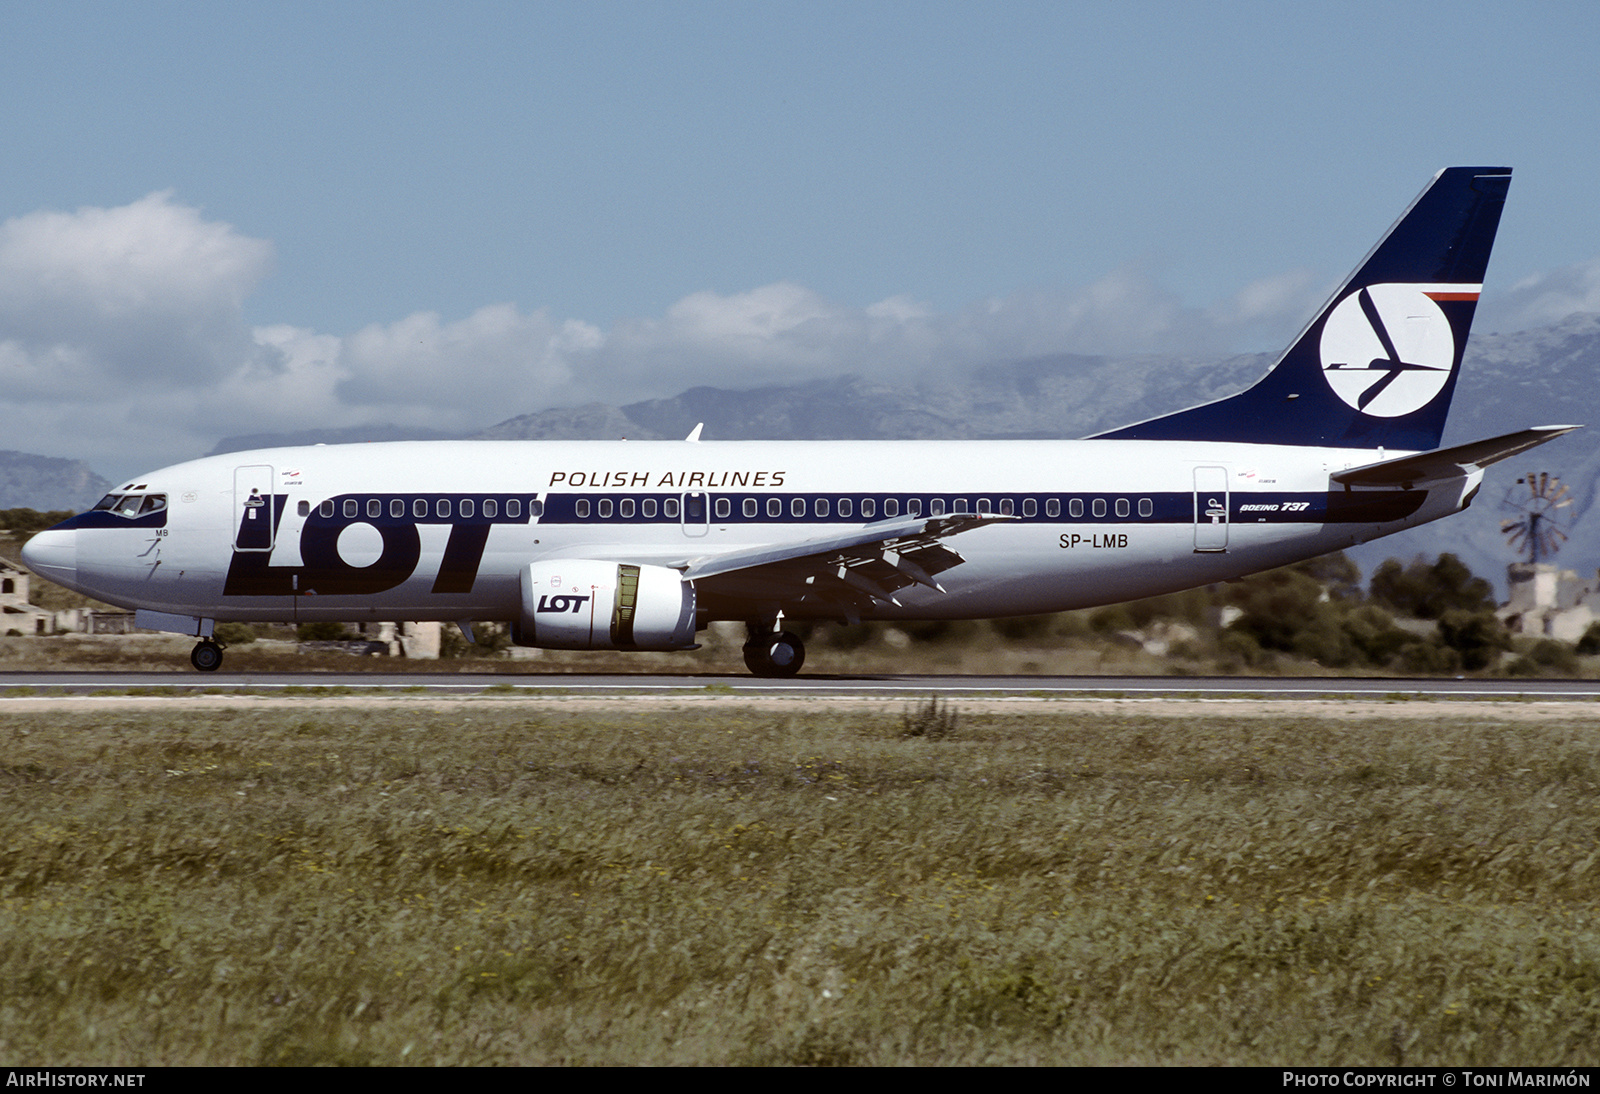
(1095, 167, 1511, 450)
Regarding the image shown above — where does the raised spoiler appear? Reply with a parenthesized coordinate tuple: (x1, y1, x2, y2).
(1331, 425, 1582, 489)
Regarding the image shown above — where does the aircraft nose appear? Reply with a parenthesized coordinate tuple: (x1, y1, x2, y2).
(20, 527, 78, 588)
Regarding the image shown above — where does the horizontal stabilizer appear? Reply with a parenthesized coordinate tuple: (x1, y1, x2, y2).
(1331, 425, 1581, 488)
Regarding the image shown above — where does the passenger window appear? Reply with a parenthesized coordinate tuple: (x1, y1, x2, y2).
(715, 497, 730, 519)
(815, 498, 830, 517)
(884, 498, 899, 517)
(414, 499, 428, 518)
(1022, 498, 1036, 517)
(483, 499, 498, 518)
(367, 499, 381, 518)
(461, 499, 475, 518)
(930, 498, 945, 517)
(1115, 498, 1130, 518)
(641, 498, 656, 518)
(506, 499, 521, 518)
(664, 498, 679, 518)
(343, 499, 358, 518)
(838, 498, 852, 518)
(298, 500, 310, 517)
(861, 498, 876, 519)
(437, 499, 451, 518)
(743, 498, 757, 518)
(575, 499, 590, 518)
(1069, 499, 1084, 518)
(792, 498, 806, 518)
(619, 498, 634, 518)
(597, 498, 611, 518)
(999, 499, 1014, 516)
(1045, 498, 1060, 518)
(391, 499, 404, 518)
(1139, 498, 1153, 517)
(529, 499, 543, 517)
(1092, 499, 1107, 518)
(767, 497, 782, 518)
(320, 500, 334, 518)
(954, 498, 968, 514)
(907, 498, 921, 517)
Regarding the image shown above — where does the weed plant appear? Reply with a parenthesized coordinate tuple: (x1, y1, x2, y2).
(900, 696, 959, 739)
(1, 703, 1598, 1065)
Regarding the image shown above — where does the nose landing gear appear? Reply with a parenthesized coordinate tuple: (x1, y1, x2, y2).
(190, 640, 224, 672)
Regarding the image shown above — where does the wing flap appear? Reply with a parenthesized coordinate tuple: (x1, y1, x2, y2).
(681, 512, 1014, 611)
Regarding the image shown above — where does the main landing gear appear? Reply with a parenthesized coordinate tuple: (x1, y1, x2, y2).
(742, 625, 805, 677)
(190, 640, 224, 672)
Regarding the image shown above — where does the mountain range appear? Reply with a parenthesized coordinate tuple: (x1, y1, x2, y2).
(0, 450, 112, 513)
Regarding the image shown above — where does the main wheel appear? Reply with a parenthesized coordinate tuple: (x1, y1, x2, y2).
(191, 640, 224, 672)
(742, 631, 805, 677)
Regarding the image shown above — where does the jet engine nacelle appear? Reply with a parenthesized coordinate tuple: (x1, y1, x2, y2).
(512, 559, 697, 651)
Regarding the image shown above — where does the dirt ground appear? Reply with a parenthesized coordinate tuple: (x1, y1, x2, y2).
(4, 690, 1594, 724)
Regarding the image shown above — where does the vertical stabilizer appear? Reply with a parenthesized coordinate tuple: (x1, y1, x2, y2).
(1096, 167, 1512, 450)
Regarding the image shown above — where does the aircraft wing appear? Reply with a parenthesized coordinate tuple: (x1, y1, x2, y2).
(1331, 425, 1582, 489)
(677, 512, 1015, 611)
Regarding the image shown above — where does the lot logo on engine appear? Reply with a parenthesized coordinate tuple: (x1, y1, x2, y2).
(537, 594, 591, 613)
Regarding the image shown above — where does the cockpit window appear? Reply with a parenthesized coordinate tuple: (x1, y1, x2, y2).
(93, 493, 167, 518)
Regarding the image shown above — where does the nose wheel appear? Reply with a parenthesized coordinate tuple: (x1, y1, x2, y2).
(742, 630, 805, 677)
(190, 640, 224, 672)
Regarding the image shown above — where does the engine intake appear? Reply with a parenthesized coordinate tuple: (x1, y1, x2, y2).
(512, 559, 696, 650)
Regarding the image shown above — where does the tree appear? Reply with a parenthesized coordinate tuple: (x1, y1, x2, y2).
(1436, 609, 1510, 671)
(0, 509, 75, 534)
(1369, 554, 1495, 619)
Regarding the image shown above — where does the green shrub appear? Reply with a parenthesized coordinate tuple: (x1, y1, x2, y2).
(1370, 554, 1495, 619)
(991, 615, 1055, 640)
(899, 619, 986, 644)
(1436, 610, 1511, 671)
(1517, 637, 1580, 675)
(212, 621, 257, 645)
(1395, 638, 1462, 675)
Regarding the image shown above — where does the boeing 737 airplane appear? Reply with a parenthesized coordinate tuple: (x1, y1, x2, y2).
(21, 167, 1579, 675)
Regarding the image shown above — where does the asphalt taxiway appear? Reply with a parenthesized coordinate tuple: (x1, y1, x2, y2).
(4, 671, 1599, 700)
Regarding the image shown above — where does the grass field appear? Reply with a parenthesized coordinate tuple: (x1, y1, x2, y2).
(2, 697, 1598, 1065)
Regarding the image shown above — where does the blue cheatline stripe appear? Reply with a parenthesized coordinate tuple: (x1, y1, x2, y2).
(296, 489, 1427, 529)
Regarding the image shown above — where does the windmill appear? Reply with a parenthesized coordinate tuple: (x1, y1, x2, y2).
(1501, 472, 1573, 565)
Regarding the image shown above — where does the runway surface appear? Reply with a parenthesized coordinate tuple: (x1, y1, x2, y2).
(4, 670, 1600, 700)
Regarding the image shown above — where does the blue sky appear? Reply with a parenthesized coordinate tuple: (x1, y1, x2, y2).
(3, 1, 1599, 478)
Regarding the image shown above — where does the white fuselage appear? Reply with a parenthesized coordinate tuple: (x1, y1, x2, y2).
(24, 438, 1474, 628)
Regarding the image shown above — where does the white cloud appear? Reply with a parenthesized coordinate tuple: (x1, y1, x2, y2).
(8, 190, 1592, 484)
(335, 303, 601, 415)
(0, 191, 273, 388)
(1480, 258, 1600, 333)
